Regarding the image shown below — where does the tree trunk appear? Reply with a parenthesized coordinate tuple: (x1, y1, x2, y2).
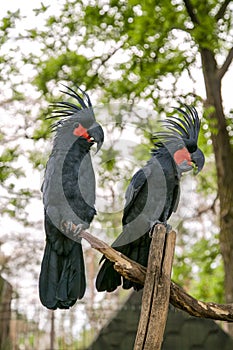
(200, 48, 233, 334)
(0, 275, 12, 349)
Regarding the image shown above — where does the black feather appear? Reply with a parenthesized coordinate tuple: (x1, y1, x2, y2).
(96, 103, 204, 293)
(152, 105, 200, 152)
(60, 84, 92, 108)
(46, 85, 95, 136)
(39, 85, 103, 309)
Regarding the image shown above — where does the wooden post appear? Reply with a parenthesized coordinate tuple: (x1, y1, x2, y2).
(134, 224, 176, 350)
(78, 227, 233, 322)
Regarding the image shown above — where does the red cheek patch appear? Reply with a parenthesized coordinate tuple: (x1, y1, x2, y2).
(73, 125, 91, 141)
(174, 147, 192, 166)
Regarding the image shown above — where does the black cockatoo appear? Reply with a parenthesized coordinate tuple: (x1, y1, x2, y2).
(39, 85, 104, 309)
(96, 105, 204, 292)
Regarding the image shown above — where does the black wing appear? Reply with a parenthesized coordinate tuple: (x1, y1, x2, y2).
(113, 158, 168, 248)
(122, 165, 152, 225)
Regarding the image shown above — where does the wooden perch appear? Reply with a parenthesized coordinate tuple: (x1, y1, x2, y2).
(77, 227, 233, 323)
(80, 229, 146, 284)
(134, 225, 176, 349)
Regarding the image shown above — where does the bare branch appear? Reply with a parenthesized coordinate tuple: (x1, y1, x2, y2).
(79, 230, 146, 285)
(0, 97, 17, 107)
(183, 0, 199, 24)
(186, 195, 219, 221)
(217, 46, 233, 80)
(76, 227, 233, 322)
(170, 281, 233, 322)
(215, 0, 232, 21)
(87, 42, 125, 87)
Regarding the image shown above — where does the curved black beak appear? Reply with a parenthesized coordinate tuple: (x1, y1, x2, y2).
(191, 148, 205, 174)
(88, 123, 104, 153)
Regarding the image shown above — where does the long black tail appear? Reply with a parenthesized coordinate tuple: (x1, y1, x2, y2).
(96, 233, 151, 292)
(95, 259, 121, 292)
(39, 240, 86, 309)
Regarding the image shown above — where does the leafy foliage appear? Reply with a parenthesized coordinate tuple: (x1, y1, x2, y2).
(173, 234, 224, 303)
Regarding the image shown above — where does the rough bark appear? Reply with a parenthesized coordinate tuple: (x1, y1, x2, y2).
(200, 48, 233, 323)
(78, 228, 233, 323)
(0, 275, 12, 349)
(183, 0, 233, 335)
(134, 225, 176, 350)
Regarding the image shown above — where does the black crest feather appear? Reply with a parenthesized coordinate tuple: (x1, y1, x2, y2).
(152, 105, 201, 150)
(48, 85, 94, 131)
